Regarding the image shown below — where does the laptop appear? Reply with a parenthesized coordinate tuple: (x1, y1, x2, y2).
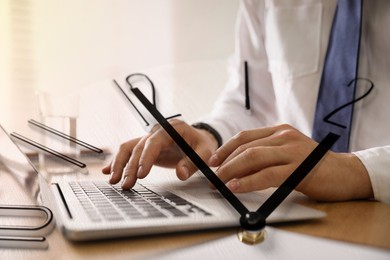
(0, 124, 325, 241)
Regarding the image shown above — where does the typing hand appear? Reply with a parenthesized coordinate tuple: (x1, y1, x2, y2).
(102, 119, 219, 189)
(209, 124, 373, 201)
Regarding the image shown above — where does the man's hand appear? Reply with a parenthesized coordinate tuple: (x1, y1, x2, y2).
(102, 119, 219, 189)
(208, 124, 373, 201)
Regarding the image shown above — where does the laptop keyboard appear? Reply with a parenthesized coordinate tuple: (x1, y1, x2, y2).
(69, 181, 212, 222)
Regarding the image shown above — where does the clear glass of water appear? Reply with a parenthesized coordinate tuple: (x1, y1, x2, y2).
(35, 91, 80, 175)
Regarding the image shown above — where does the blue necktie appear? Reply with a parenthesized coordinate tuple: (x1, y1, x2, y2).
(312, 0, 362, 152)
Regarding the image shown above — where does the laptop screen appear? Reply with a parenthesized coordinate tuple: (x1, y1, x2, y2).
(0, 125, 40, 202)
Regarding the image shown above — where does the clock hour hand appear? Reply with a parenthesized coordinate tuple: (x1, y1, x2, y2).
(130, 86, 250, 217)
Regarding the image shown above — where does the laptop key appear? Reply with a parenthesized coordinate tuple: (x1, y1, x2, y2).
(71, 181, 212, 222)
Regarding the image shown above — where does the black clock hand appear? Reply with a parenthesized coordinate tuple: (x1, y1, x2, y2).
(129, 84, 338, 243)
(246, 78, 374, 231)
(130, 87, 249, 216)
(257, 132, 339, 215)
(237, 132, 340, 231)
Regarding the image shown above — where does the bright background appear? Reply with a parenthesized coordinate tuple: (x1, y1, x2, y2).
(0, 0, 238, 95)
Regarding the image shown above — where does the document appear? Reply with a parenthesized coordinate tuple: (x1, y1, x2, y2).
(151, 227, 390, 260)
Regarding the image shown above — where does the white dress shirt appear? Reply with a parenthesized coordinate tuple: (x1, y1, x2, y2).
(201, 0, 390, 203)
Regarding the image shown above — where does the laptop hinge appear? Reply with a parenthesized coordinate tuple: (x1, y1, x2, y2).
(53, 183, 73, 219)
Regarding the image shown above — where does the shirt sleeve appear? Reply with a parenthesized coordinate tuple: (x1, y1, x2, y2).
(196, 0, 390, 205)
(197, 0, 279, 143)
(353, 146, 390, 204)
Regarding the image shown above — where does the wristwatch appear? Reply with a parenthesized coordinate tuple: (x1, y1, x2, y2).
(192, 122, 222, 148)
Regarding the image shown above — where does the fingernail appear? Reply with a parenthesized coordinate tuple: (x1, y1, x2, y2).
(227, 180, 240, 191)
(209, 154, 218, 165)
(121, 175, 128, 187)
(137, 166, 144, 178)
(109, 171, 115, 183)
(181, 166, 189, 179)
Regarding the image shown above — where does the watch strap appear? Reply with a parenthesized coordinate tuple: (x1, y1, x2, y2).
(192, 122, 222, 148)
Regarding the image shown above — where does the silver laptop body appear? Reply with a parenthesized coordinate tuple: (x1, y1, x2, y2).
(0, 124, 325, 241)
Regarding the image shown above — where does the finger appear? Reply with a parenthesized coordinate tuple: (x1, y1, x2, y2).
(175, 151, 200, 180)
(136, 128, 173, 179)
(209, 126, 276, 166)
(221, 135, 283, 167)
(121, 135, 150, 189)
(176, 158, 191, 181)
(227, 165, 292, 193)
(215, 146, 288, 184)
(121, 164, 137, 190)
(102, 163, 111, 175)
(109, 139, 139, 184)
(176, 152, 204, 181)
(175, 143, 214, 180)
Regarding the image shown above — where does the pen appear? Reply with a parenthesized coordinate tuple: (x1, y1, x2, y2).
(10, 132, 86, 169)
(28, 119, 103, 154)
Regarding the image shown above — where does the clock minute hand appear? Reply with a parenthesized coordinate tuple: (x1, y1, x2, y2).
(130, 87, 249, 217)
(249, 132, 340, 230)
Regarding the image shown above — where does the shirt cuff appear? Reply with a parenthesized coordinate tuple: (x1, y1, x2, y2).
(354, 146, 390, 204)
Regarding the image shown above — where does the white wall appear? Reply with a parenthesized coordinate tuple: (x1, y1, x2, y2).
(31, 0, 238, 93)
(0, 0, 238, 131)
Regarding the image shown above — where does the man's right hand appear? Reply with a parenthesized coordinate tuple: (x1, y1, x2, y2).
(101, 119, 219, 189)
